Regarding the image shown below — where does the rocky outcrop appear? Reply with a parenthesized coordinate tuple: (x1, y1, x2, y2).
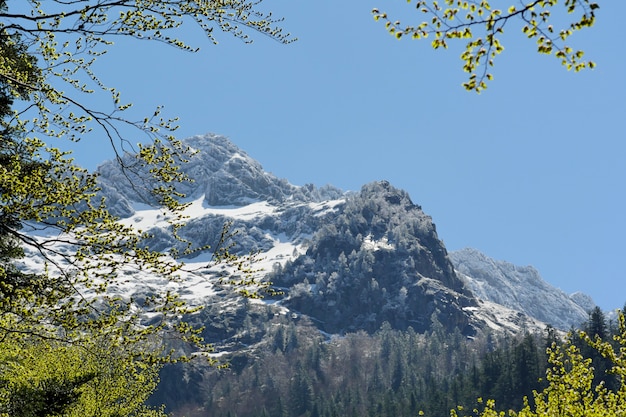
(271, 181, 478, 335)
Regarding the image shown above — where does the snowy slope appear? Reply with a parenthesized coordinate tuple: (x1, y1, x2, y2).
(451, 248, 593, 330)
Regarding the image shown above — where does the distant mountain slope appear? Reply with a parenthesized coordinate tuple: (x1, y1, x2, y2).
(85, 134, 591, 337)
(450, 248, 594, 330)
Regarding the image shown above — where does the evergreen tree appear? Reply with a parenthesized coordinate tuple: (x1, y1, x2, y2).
(574, 306, 618, 390)
(288, 366, 314, 416)
(587, 306, 608, 340)
(453, 312, 626, 417)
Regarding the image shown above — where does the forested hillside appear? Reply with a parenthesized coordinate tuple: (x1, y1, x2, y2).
(153, 305, 623, 417)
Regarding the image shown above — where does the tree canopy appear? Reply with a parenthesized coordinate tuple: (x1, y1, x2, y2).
(373, 0, 599, 92)
(1, 0, 292, 153)
(0, 1, 291, 415)
(449, 312, 626, 417)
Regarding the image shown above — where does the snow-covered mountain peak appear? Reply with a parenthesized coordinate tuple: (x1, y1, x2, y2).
(96, 134, 344, 217)
(450, 248, 594, 330)
(92, 135, 598, 335)
(24, 134, 600, 341)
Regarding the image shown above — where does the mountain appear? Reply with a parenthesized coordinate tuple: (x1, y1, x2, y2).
(96, 134, 343, 218)
(90, 133, 590, 338)
(450, 248, 593, 330)
(269, 180, 478, 335)
(16, 134, 603, 417)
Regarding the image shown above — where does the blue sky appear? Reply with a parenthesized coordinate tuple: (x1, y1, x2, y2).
(58, 0, 625, 311)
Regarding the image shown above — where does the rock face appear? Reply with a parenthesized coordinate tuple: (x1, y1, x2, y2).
(96, 134, 343, 215)
(92, 134, 593, 336)
(181, 135, 304, 206)
(450, 248, 593, 330)
(569, 291, 596, 313)
(271, 180, 478, 335)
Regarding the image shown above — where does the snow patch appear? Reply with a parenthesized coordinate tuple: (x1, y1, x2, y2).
(119, 195, 279, 233)
(466, 299, 549, 335)
(308, 199, 345, 217)
(362, 234, 395, 252)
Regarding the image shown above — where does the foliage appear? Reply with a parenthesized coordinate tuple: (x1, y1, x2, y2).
(0, 0, 292, 415)
(0, 333, 167, 417)
(372, 0, 599, 92)
(450, 311, 626, 417)
(1, 0, 293, 156)
(0, 125, 266, 414)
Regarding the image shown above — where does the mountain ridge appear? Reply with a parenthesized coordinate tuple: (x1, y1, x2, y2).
(96, 134, 344, 218)
(450, 248, 593, 330)
(91, 133, 593, 335)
